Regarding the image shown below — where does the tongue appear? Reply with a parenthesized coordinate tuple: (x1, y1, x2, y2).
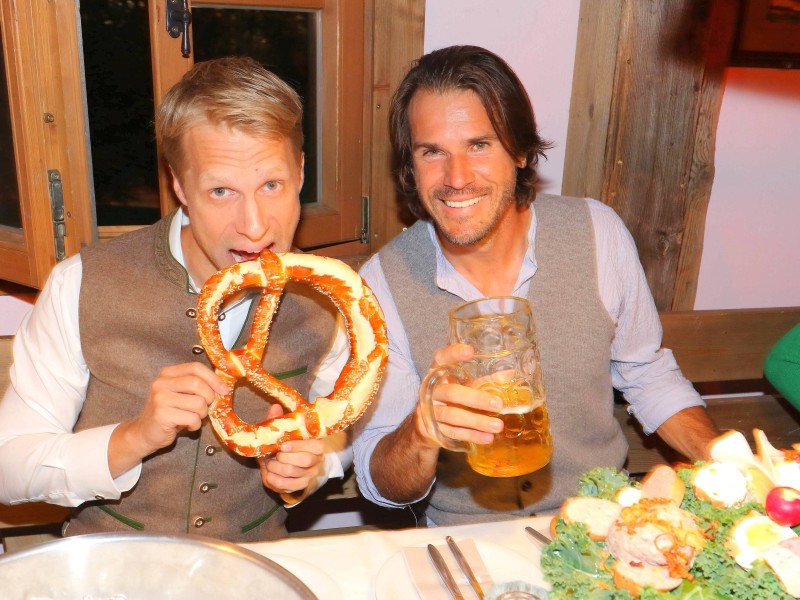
(235, 251, 260, 262)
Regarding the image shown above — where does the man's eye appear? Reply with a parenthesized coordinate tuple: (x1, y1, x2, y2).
(211, 188, 227, 197)
(472, 142, 488, 151)
(422, 149, 441, 157)
(264, 181, 281, 191)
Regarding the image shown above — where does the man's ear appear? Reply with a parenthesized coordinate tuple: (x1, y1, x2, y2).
(170, 166, 189, 208)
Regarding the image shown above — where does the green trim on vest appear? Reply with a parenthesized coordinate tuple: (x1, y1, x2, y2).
(273, 366, 307, 379)
(97, 504, 145, 530)
(240, 503, 281, 533)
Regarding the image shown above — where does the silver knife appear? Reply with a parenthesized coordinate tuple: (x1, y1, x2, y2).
(445, 536, 484, 600)
(525, 526, 552, 546)
(427, 543, 465, 600)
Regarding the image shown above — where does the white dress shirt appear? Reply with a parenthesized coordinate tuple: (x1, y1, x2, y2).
(0, 209, 350, 506)
(352, 198, 705, 508)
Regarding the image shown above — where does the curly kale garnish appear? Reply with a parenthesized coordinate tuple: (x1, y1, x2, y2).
(578, 467, 634, 500)
(541, 520, 631, 599)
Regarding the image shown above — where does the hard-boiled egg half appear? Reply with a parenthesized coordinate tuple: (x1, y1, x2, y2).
(691, 461, 748, 508)
(726, 513, 798, 570)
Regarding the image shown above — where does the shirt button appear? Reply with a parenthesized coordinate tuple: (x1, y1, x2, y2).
(94, 494, 105, 501)
(205, 446, 217, 456)
(185, 308, 196, 318)
(193, 516, 206, 528)
(191, 345, 204, 355)
(520, 480, 532, 492)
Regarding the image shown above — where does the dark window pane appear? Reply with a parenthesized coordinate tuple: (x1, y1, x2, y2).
(0, 35, 22, 230)
(193, 7, 319, 205)
(80, 0, 160, 226)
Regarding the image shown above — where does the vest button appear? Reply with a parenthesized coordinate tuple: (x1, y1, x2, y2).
(192, 345, 204, 355)
(520, 480, 532, 492)
(193, 516, 206, 528)
(205, 446, 217, 456)
(199, 482, 212, 493)
(185, 308, 196, 318)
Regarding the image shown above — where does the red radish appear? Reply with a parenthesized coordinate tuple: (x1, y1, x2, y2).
(765, 487, 800, 527)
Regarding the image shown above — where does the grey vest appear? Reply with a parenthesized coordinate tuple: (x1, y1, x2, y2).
(70, 212, 336, 541)
(379, 195, 626, 524)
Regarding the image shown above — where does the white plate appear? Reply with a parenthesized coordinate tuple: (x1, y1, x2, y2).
(265, 554, 343, 600)
(374, 539, 547, 600)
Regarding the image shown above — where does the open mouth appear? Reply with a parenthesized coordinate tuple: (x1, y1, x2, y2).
(231, 249, 265, 263)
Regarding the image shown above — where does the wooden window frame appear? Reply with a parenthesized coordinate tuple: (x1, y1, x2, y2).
(0, 0, 94, 289)
(149, 0, 368, 253)
(0, 0, 423, 288)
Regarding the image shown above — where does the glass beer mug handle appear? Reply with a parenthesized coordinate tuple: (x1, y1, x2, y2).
(419, 364, 472, 452)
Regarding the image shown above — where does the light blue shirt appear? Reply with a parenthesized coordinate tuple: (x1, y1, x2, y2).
(353, 199, 704, 508)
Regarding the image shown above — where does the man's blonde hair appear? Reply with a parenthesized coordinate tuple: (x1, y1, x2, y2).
(155, 56, 303, 174)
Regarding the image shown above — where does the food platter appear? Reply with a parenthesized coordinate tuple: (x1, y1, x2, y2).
(541, 431, 800, 599)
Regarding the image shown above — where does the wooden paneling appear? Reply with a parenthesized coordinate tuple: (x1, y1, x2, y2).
(368, 0, 424, 252)
(563, 0, 738, 311)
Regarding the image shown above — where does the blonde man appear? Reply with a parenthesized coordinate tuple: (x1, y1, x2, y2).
(0, 57, 346, 542)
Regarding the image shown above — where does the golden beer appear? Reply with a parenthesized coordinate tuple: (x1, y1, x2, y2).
(420, 296, 553, 477)
(467, 379, 552, 477)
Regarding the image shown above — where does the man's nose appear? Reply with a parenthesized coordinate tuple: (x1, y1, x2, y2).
(444, 154, 474, 189)
(238, 196, 269, 241)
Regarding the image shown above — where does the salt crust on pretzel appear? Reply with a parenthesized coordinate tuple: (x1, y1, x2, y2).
(196, 249, 388, 457)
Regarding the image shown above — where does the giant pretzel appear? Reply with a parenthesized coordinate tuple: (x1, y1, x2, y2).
(196, 249, 388, 457)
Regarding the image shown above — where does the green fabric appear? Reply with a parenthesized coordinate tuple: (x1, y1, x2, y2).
(764, 323, 800, 410)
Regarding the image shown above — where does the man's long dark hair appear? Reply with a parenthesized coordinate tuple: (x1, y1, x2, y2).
(389, 45, 553, 220)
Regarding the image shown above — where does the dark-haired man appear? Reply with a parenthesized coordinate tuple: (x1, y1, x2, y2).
(352, 45, 719, 525)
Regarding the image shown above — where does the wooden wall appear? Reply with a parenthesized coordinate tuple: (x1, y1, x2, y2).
(563, 0, 739, 311)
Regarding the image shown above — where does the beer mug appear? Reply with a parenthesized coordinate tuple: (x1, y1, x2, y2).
(420, 296, 552, 477)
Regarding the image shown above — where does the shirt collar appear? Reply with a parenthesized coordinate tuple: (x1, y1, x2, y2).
(429, 205, 539, 300)
(168, 207, 199, 292)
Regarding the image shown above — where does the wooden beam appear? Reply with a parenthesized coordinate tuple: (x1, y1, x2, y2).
(562, 0, 624, 200)
(564, 0, 738, 311)
(671, 0, 739, 309)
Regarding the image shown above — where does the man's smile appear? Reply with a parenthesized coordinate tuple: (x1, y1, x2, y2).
(443, 195, 484, 208)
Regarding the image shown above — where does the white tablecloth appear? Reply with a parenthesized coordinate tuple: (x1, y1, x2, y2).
(243, 515, 552, 600)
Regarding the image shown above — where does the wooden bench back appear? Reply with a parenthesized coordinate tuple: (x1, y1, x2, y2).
(660, 307, 800, 383)
(618, 307, 800, 476)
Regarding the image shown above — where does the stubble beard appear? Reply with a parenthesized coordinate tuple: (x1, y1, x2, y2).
(429, 183, 517, 247)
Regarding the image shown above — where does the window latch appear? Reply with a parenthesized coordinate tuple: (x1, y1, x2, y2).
(166, 0, 192, 58)
(48, 169, 66, 262)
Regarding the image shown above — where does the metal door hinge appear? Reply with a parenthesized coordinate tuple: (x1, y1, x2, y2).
(360, 196, 370, 244)
(48, 170, 66, 261)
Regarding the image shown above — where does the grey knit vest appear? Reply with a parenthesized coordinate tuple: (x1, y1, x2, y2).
(379, 195, 626, 524)
(70, 212, 336, 541)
